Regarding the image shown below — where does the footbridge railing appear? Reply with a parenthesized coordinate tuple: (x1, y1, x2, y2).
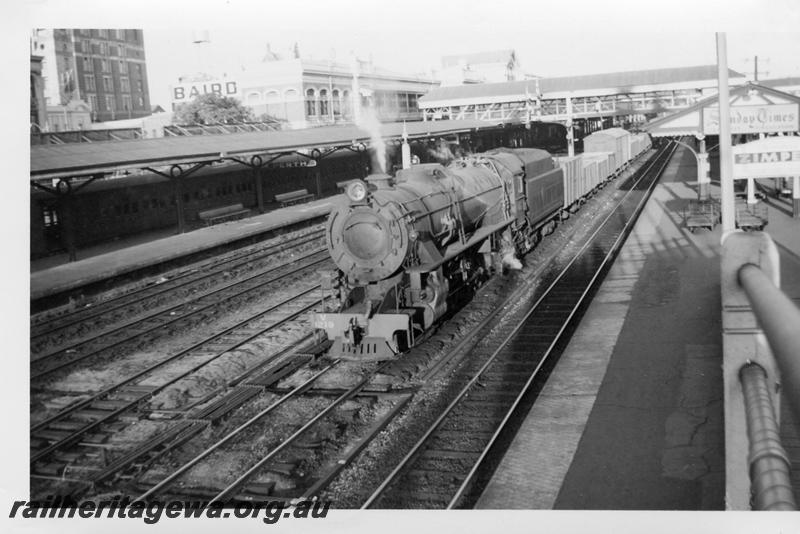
(722, 231, 799, 510)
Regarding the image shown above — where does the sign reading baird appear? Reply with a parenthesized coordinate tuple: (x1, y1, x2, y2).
(171, 81, 239, 103)
(703, 104, 799, 135)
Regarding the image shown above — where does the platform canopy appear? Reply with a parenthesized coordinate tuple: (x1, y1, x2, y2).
(642, 83, 800, 138)
(30, 119, 511, 182)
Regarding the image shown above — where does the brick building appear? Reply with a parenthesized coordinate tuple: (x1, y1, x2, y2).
(31, 29, 151, 125)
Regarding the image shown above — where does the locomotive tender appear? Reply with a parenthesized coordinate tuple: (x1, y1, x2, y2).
(314, 128, 652, 360)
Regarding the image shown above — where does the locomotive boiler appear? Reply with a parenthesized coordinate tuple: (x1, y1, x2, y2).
(314, 148, 564, 360)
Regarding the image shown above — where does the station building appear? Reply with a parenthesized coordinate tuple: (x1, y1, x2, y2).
(170, 57, 439, 129)
(419, 65, 750, 130)
(439, 49, 527, 86)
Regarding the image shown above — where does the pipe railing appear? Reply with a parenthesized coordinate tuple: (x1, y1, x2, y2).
(721, 231, 799, 510)
(738, 263, 800, 424)
(739, 363, 796, 510)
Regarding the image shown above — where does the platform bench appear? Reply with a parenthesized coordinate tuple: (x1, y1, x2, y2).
(198, 203, 250, 225)
(275, 189, 315, 207)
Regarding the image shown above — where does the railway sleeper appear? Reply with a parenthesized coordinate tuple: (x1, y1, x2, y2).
(70, 409, 118, 422)
(33, 429, 72, 442)
(80, 432, 111, 444)
(401, 468, 470, 488)
(33, 461, 68, 477)
(379, 490, 451, 508)
(47, 420, 88, 432)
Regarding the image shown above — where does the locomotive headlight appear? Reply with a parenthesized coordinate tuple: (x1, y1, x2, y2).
(346, 180, 368, 203)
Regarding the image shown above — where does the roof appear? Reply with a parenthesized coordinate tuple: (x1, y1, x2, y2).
(759, 77, 800, 88)
(442, 50, 515, 68)
(585, 127, 629, 139)
(420, 65, 746, 106)
(30, 119, 514, 181)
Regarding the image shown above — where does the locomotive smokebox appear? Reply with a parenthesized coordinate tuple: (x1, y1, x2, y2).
(326, 199, 410, 283)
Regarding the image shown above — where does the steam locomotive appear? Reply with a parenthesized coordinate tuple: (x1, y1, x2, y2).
(313, 129, 651, 360)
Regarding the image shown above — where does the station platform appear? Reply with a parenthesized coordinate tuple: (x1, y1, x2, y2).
(476, 147, 800, 509)
(30, 196, 339, 303)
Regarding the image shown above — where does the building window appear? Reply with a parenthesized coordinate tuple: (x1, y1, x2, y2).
(120, 77, 130, 92)
(246, 92, 261, 104)
(319, 89, 329, 117)
(137, 95, 144, 107)
(98, 29, 108, 38)
(88, 93, 97, 111)
(305, 88, 317, 116)
(109, 45, 118, 56)
(265, 90, 280, 102)
(82, 40, 90, 53)
(136, 79, 143, 92)
(343, 89, 351, 116)
(103, 76, 113, 92)
(332, 89, 341, 115)
(115, 29, 124, 40)
(119, 60, 127, 74)
(101, 59, 109, 72)
(105, 94, 115, 110)
(119, 46, 126, 58)
(42, 205, 59, 228)
(84, 74, 95, 91)
(122, 94, 132, 112)
(83, 56, 93, 71)
(99, 42, 108, 55)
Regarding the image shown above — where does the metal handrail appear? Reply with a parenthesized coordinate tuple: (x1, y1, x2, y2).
(739, 363, 797, 510)
(738, 263, 800, 422)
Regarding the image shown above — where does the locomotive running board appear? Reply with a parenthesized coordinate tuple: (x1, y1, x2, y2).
(408, 220, 513, 274)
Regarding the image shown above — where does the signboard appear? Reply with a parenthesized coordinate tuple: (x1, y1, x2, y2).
(171, 80, 239, 104)
(732, 137, 800, 179)
(703, 104, 799, 135)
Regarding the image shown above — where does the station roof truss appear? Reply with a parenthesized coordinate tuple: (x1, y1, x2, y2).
(418, 65, 747, 123)
(30, 119, 513, 183)
(642, 83, 800, 138)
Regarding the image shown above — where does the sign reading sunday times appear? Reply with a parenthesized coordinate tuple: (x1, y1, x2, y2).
(703, 104, 799, 135)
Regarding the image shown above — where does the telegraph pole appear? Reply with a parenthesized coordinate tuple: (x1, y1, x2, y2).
(717, 33, 735, 234)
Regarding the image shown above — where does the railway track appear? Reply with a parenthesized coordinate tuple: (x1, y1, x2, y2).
(360, 141, 677, 508)
(130, 359, 412, 504)
(30, 283, 331, 476)
(29, 144, 675, 505)
(30, 228, 325, 342)
(31, 246, 331, 379)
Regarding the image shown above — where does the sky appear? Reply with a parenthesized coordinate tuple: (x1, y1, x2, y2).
(142, 29, 800, 108)
(12, 0, 800, 108)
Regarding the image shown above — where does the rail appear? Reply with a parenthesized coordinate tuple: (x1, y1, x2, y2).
(721, 231, 799, 510)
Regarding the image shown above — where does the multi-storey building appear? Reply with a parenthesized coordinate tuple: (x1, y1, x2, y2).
(30, 55, 46, 130)
(171, 56, 439, 129)
(30, 29, 151, 125)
